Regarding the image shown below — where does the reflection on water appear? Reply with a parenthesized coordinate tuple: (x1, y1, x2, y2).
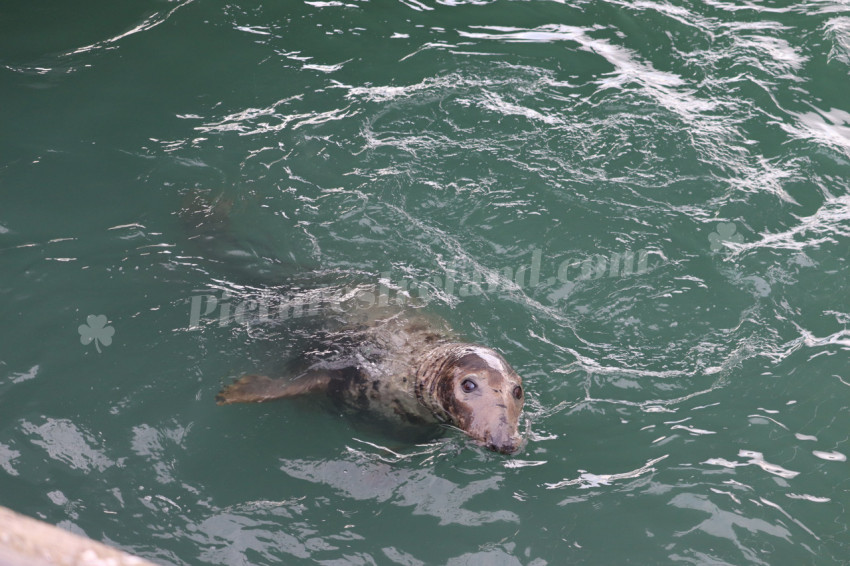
(22, 418, 114, 473)
(280, 456, 518, 526)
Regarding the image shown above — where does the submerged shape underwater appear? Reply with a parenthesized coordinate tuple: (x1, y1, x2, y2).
(1, 0, 850, 564)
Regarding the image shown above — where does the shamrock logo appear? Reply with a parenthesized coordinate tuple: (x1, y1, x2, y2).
(708, 222, 744, 253)
(78, 315, 115, 353)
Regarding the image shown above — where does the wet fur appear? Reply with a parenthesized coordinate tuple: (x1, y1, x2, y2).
(218, 307, 525, 453)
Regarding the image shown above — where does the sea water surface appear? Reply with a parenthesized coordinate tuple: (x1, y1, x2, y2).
(2, 0, 850, 564)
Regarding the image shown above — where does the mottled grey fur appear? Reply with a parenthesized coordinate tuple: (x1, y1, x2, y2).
(218, 305, 525, 453)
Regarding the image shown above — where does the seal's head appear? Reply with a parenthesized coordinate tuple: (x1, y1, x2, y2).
(417, 343, 525, 454)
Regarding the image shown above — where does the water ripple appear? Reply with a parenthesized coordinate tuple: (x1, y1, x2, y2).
(63, 0, 196, 57)
(545, 454, 669, 489)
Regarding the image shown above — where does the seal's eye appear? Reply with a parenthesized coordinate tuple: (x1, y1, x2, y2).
(461, 379, 477, 393)
(513, 385, 523, 400)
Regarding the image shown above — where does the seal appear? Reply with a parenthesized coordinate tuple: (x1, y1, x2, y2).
(185, 193, 527, 453)
(217, 308, 526, 454)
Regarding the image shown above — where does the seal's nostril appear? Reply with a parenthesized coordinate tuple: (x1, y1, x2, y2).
(486, 437, 521, 454)
(492, 443, 517, 455)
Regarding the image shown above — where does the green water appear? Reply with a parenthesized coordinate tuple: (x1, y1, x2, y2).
(2, 0, 850, 564)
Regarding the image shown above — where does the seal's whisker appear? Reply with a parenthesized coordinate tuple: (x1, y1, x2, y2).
(438, 422, 467, 435)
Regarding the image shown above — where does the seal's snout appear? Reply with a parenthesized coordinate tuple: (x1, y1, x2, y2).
(463, 404, 525, 455)
(487, 439, 522, 455)
(484, 429, 526, 455)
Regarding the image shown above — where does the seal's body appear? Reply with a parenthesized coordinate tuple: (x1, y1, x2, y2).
(217, 307, 526, 454)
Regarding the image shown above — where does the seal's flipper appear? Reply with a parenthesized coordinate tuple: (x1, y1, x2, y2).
(216, 371, 332, 405)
